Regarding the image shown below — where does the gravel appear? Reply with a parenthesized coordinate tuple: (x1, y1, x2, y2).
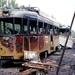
(46, 49, 75, 75)
(0, 49, 75, 75)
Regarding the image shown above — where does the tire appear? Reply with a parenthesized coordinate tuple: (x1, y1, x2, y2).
(45, 51, 48, 58)
(59, 44, 62, 49)
(58, 44, 62, 49)
(56, 44, 62, 51)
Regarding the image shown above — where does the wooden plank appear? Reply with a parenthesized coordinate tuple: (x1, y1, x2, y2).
(18, 68, 38, 75)
(22, 62, 57, 71)
(23, 63, 50, 70)
(19, 61, 58, 75)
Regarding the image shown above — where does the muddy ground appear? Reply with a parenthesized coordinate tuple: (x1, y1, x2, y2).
(0, 48, 75, 75)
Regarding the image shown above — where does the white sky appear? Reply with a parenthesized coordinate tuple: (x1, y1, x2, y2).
(16, 0, 75, 31)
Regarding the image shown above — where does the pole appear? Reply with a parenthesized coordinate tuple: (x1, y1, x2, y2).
(56, 12, 75, 75)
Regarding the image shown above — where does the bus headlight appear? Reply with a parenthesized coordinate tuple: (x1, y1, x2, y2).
(24, 51, 39, 62)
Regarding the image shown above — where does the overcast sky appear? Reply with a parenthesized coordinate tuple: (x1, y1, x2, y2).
(16, 0, 75, 31)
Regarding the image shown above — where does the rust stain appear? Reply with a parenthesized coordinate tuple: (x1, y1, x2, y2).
(39, 36, 44, 50)
(16, 36, 23, 52)
(0, 12, 2, 16)
(30, 37, 38, 51)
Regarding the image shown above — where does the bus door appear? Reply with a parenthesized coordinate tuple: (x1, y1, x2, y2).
(50, 25, 54, 51)
(50, 34, 54, 50)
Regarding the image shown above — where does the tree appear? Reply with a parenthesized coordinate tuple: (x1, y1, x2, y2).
(0, 0, 18, 11)
(7, 0, 18, 8)
(0, 0, 7, 11)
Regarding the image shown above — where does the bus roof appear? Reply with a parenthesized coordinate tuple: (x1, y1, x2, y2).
(1, 8, 59, 27)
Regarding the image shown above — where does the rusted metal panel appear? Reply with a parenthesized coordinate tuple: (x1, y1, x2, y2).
(39, 36, 44, 50)
(0, 12, 2, 16)
(16, 36, 24, 53)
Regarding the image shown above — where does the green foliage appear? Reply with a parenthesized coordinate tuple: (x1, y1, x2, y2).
(71, 30, 75, 38)
(0, 21, 21, 34)
(0, 0, 7, 11)
(0, 0, 18, 11)
(7, 0, 18, 8)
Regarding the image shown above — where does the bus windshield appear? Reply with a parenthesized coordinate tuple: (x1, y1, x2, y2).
(0, 18, 22, 35)
(0, 18, 38, 35)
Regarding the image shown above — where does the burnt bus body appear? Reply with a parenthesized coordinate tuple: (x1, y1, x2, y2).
(0, 7, 59, 61)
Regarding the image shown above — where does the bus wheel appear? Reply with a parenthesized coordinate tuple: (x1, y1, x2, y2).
(36, 70, 45, 75)
(45, 51, 48, 58)
(58, 44, 62, 50)
(56, 44, 62, 51)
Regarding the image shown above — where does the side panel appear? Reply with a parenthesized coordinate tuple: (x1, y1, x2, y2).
(44, 36, 50, 53)
(39, 36, 50, 54)
(53, 36, 59, 50)
(24, 36, 29, 51)
(28, 36, 51, 53)
(16, 36, 24, 53)
(0, 36, 24, 60)
(0, 36, 15, 59)
(30, 36, 39, 51)
(39, 36, 44, 50)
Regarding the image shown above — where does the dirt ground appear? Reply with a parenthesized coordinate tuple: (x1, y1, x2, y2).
(43, 48, 75, 75)
(0, 48, 75, 75)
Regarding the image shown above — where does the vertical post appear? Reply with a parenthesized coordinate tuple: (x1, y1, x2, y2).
(21, 18, 23, 34)
(42, 22, 44, 34)
(52, 25, 54, 35)
(48, 24, 50, 34)
(13, 18, 15, 34)
(46, 23, 48, 34)
(27, 17, 30, 34)
(56, 12, 75, 75)
(58, 27, 59, 35)
(36, 18, 38, 34)
(0, 21, 1, 34)
(4, 21, 5, 34)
